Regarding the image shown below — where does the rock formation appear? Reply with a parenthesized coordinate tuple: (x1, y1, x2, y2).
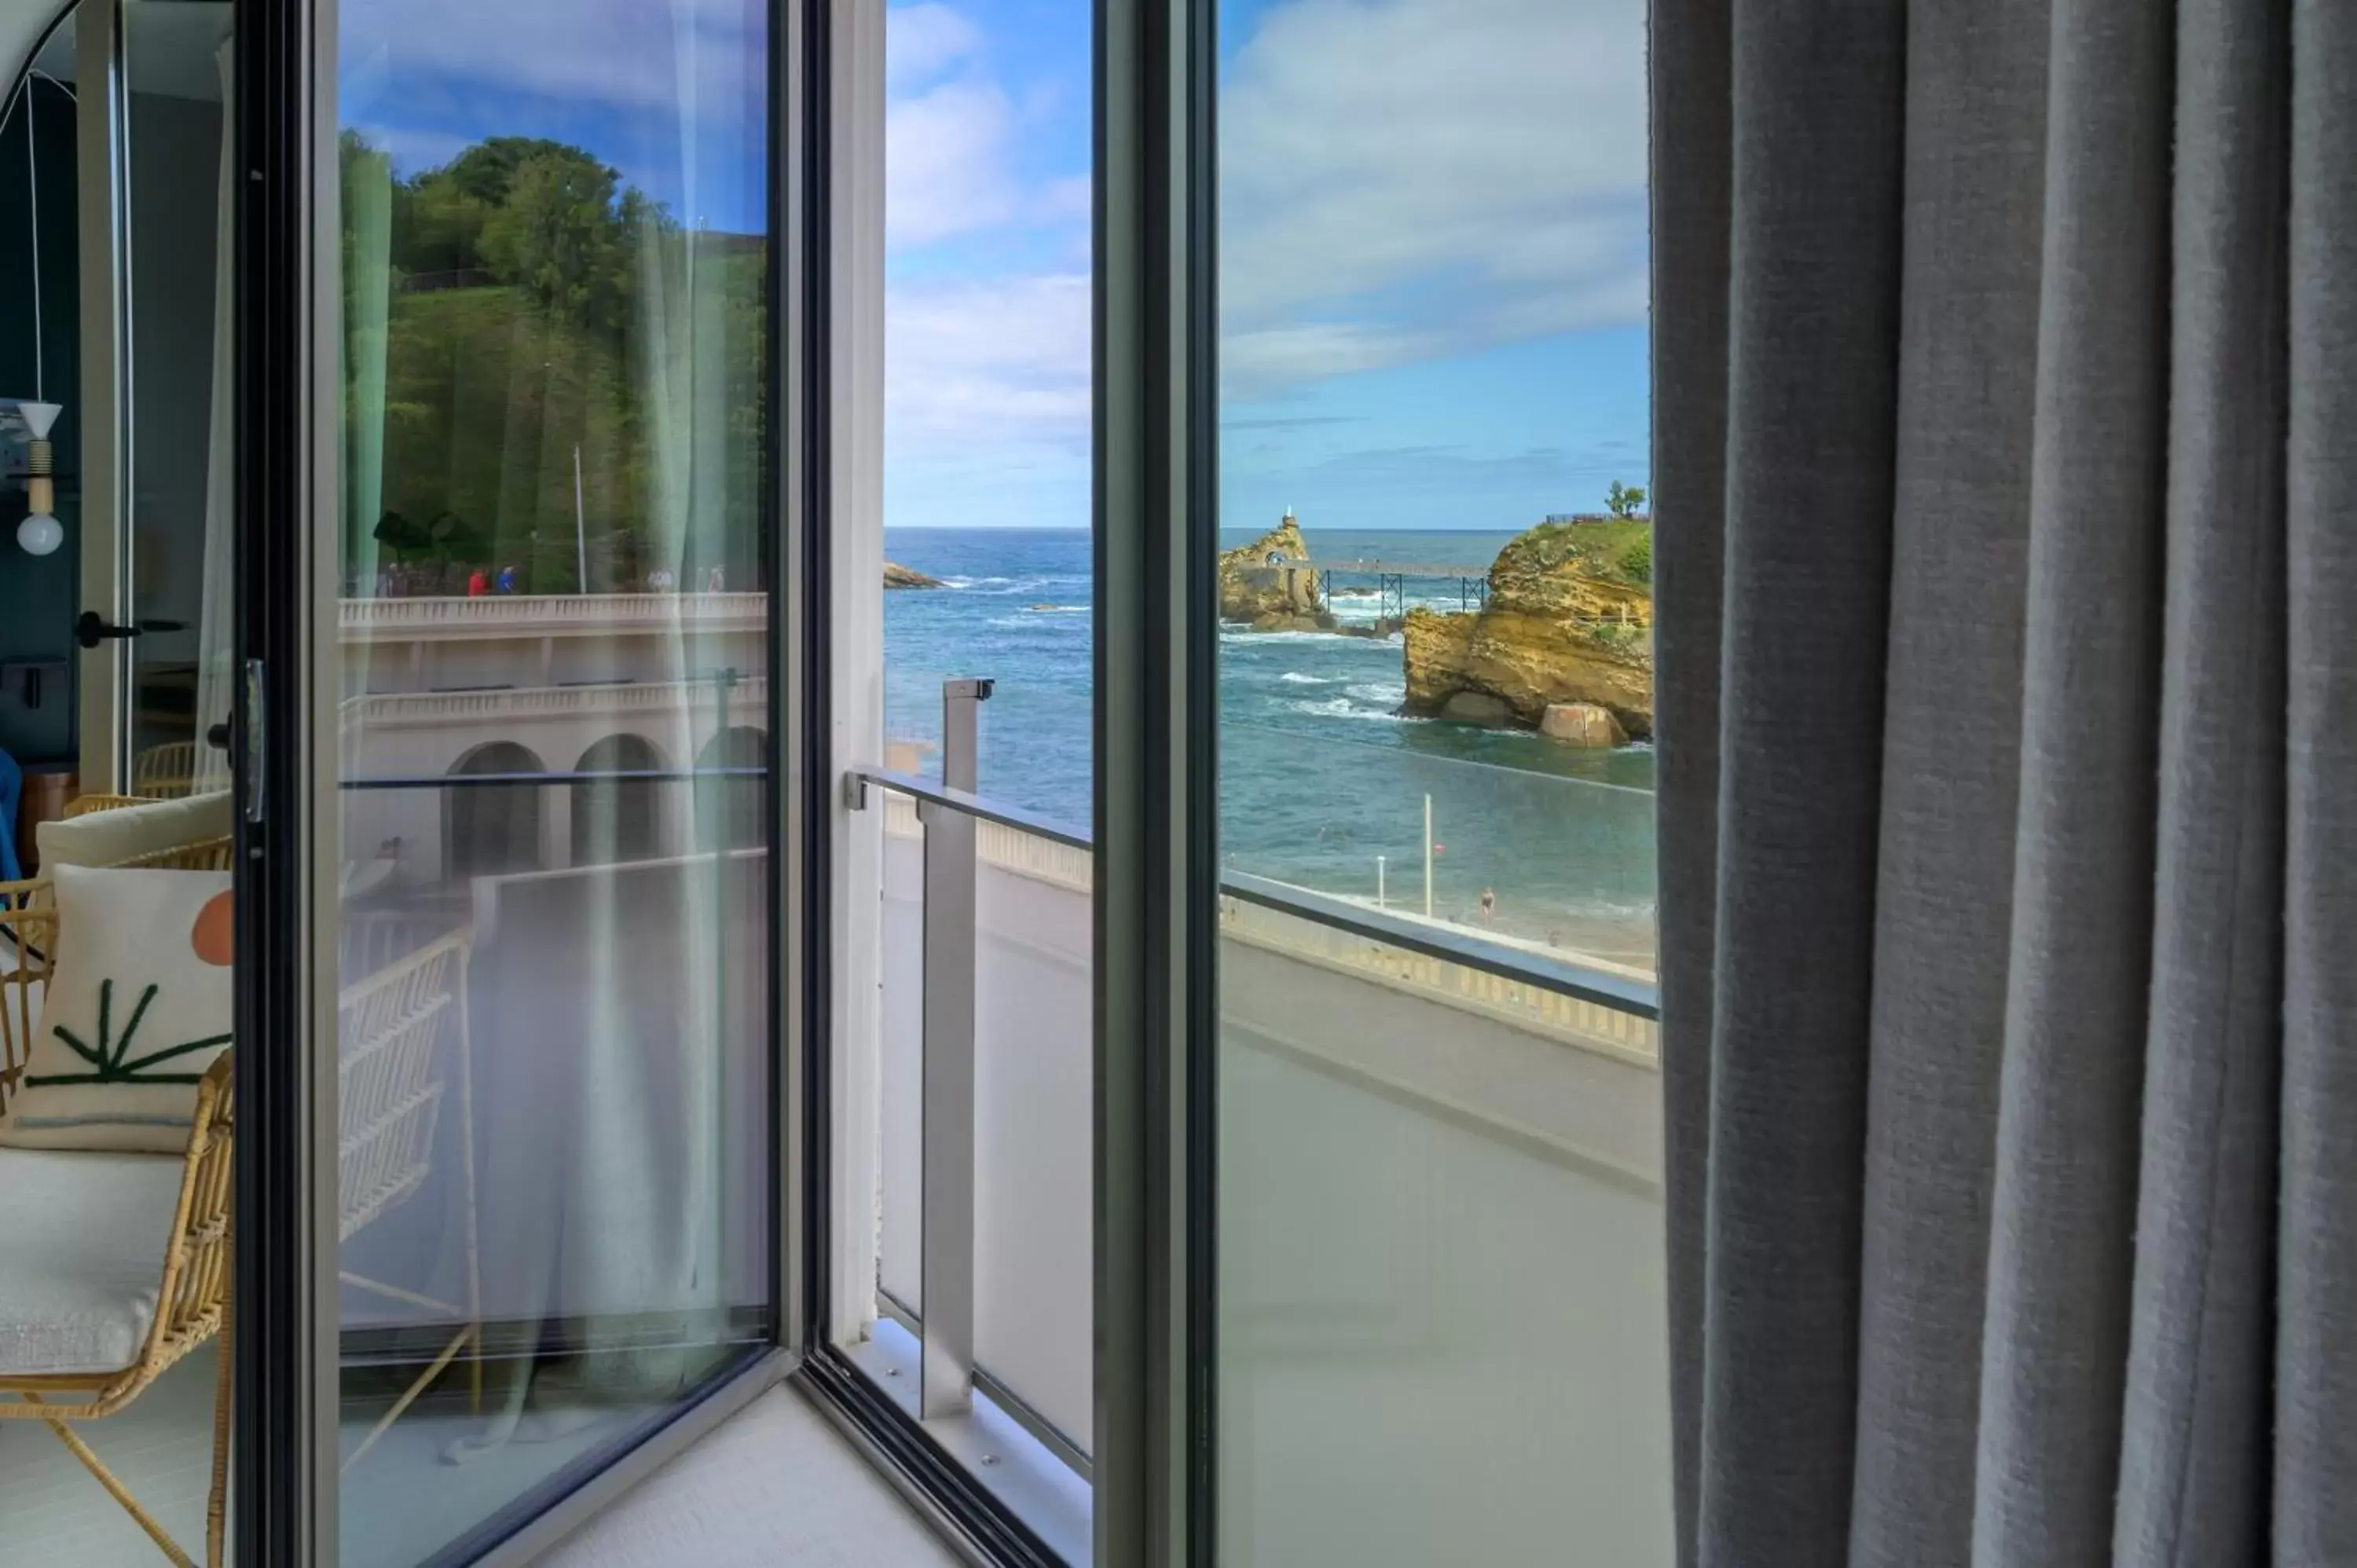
(1540, 702, 1629, 747)
(885, 561, 944, 589)
(1402, 518, 1653, 739)
(1217, 512, 1331, 632)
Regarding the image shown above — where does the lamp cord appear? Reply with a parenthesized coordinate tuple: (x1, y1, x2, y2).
(0, 68, 74, 405)
(25, 67, 39, 400)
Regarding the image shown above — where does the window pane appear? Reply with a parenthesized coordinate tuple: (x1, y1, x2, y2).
(1213, 0, 1669, 1558)
(843, 1, 1097, 1552)
(123, 0, 236, 800)
(331, 2, 773, 1559)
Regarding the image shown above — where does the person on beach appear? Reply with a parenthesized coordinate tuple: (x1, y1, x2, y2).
(1479, 886, 1497, 923)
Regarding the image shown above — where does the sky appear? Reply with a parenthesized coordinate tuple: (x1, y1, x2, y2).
(335, 0, 1651, 534)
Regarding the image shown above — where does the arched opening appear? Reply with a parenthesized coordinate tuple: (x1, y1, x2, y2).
(694, 726, 768, 851)
(445, 741, 546, 880)
(571, 733, 666, 864)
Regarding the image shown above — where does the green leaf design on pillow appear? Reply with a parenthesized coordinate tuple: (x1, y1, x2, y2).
(27, 978, 232, 1086)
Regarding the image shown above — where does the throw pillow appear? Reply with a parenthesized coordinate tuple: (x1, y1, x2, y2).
(0, 864, 234, 1152)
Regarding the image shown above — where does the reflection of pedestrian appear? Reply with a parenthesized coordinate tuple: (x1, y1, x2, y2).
(467, 567, 489, 597)
(497, 563, 519, 594)
(1479, 887, 1497, 923)
(707, 565, 727, 592)
(651, 566, 676, 592)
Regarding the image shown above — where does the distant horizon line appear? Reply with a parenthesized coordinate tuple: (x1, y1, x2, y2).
(883, 522, 1549, 533)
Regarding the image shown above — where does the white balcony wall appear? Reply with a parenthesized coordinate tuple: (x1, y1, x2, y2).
(871, 801, 1672, 1560)
(1218, 931, 1671, 1566)
(878, 804, 1096, 1451)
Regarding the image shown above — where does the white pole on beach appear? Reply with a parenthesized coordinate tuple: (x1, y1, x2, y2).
(1377, 855, 1387, 910)
(1423, 793, 1435, 920)
(574, 443, 589, 592)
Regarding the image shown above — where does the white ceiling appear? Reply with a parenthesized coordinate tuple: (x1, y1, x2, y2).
(6, 1, 234, 108)
(1, 0, 71, 104)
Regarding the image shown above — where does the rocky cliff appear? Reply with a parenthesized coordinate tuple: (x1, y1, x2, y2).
(1402, 518, 1653, 739)
(1217, 514, 1330, 631)
(885, 561, 943, 589)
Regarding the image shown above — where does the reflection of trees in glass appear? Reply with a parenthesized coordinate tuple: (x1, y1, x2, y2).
(343, 133, 767, 594)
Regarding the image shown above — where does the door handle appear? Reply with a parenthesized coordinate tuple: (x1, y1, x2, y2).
(74, 611, 139, 648)
(72, 614, 185, 648)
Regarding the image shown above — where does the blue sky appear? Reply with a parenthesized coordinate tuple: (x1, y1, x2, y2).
(886, 0, 1651, 533)
(336, 0, 1650, 534)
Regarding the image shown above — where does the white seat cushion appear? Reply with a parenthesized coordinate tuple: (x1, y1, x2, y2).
(34, 791, 233, 870)
(0, 1145, 181, 1376)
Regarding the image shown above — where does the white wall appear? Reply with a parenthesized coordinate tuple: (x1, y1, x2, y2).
(873, 825, 1674, 1563)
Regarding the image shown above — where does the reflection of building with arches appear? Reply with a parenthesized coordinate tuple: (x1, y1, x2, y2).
(338, 592, 770, 885)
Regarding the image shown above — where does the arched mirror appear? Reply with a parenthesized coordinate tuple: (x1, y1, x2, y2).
(0, 3, 81, 856)
(2, 0, 233, 859)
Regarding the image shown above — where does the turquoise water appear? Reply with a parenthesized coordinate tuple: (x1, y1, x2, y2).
(883, 527, 1657, 961)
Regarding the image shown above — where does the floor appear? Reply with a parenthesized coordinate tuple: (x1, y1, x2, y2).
(542, 1387, 959, 1568)
(5, 1351, 955, 1568)
(5, 1345, 224, 1567)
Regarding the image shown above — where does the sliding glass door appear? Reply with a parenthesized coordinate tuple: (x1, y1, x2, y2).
(240, 0, 795, 1559)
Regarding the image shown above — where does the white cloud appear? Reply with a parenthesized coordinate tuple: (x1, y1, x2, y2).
(887, 3, 985, 89)
(1219, 0, 1648, 397)
(888, 76, 1021, 247)
(881, 5, 1092, 471)
(885, 273, 1092, 453)
(339, 0, 761, 119)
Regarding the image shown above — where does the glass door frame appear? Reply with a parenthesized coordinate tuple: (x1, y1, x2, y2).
(71, 0, 131, 793)
(777, 2, 1221, 1565)
(233, 0, 810, 1561)
(1090, 0, 1219, 1563)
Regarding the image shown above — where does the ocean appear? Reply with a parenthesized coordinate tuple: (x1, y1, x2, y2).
(883, 527, 1658, 969)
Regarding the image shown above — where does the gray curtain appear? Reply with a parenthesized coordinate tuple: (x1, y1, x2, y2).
(1652, 1, 2355, 1565)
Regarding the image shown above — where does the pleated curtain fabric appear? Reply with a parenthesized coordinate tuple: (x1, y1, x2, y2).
(1651, 2, 2355, 1565)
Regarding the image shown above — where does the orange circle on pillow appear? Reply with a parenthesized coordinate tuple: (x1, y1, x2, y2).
(192, 891, 235, 967)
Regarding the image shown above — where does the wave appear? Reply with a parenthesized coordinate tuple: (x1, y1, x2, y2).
(1218, 627, 1373, 647)
(937, 574, 1084, 595)
(1278, 672, 1334, 686)
(1285, 696, 1413, 724)
(984, 614, 1089, 631)
(1347, 681, 1406, 705)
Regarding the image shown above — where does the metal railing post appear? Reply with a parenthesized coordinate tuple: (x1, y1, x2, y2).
(919, 677, 991, 1418)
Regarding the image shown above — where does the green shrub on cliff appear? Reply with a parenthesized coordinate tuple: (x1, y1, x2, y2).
(1503, 518, 1653, 588)
(1619, 535, 1651, 584)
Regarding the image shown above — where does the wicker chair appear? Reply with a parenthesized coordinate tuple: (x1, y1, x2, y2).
(0, 1040, 236, 1568)
(0, 797, 480, 1558)
(335, 926, 483, 1469)
(130, 743, 199, 801)
(0, 802, 238, 1566)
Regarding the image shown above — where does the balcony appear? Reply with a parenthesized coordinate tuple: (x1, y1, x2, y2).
(838, 725, 1672, 1564)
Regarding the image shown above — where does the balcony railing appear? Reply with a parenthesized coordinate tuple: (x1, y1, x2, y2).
(843, 716, 1672, 1560)
(343, 674, 769, 731)
(339, 592, 771, 638)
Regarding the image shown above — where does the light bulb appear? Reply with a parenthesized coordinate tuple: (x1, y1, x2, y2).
(17, 512, 63, 556)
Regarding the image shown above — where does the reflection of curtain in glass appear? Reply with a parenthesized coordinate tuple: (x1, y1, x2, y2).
(453, 0, 753, 1456)
(192, 40, 236, 793)
(343, 142, 393, 594)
